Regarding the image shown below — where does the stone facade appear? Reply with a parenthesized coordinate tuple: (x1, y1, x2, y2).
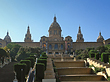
(0, 16, 110, 54)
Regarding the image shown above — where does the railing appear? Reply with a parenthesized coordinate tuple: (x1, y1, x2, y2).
(26, 58, 37, 82)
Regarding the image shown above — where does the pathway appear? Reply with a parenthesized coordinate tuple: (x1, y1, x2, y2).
(0, 62, 17, 82)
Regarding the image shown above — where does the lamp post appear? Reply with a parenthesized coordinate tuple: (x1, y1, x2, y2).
(13, 71, 18, 82)
(21, 69, 23, 82)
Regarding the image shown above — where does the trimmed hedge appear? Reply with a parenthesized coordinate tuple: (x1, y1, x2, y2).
(25, 57, 35, 68)
(95, 53, 99, 60)
(37, 59, 47, 70)
(36, 63, 45, 81)
(14, 63, 26, 82)
(20, 60, 31, 75)
(89, 53, 95, 58)
(41, 52, 47, 57)
(30, 55, 36, 60)
(39, 56, 47, 59)
(101, 53, 108, 63)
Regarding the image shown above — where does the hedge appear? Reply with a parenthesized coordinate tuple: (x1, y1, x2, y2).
(14, 63, 26, 82)
(89, 52, 95, 58)
(39, 56, 47, 59)
(101, 53, 108, 63)
(95, 53, 99, 60)
(36, 63, 45, 81)
(41, 52, 47, 57)
(37, 59, 47, 70)
(20, 60, 31, 75)
(25, 57, 35, 68)
(30, 55, 36, 60)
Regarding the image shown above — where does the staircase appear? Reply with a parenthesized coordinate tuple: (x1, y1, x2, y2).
(54, 60, 107, 82)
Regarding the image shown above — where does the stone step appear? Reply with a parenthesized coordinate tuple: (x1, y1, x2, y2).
(57, 67, 94, 75)
(59, 75, 106, 81)
(54, 61, 85, 68)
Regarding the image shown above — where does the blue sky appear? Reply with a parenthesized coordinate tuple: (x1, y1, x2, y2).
(0, 0, 110, 42)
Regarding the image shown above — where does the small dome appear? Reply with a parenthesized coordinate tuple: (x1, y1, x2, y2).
(49, 16, 61, 30)
(97, 32, 104, 39)
(4, 32, 11, 42)
(97, 32, 104, 42)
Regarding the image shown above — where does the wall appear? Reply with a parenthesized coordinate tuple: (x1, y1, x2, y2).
(14, 42, 40, 48)
(72, 42, 103, 50)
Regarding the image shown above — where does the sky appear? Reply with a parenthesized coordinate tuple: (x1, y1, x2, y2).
(0, 0, 110, 42)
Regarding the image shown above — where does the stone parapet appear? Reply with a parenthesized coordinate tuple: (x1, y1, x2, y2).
(43, 58, 56, 80)
(87, 58, 110, 76)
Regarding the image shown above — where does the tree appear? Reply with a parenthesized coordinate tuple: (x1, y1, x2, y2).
(0, 48, 7, 64)
(96, 46, 108, 54)
(3, 46, 10, 57)
(7, 43, 21, 58)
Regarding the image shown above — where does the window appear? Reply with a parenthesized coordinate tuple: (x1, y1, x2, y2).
(43, 38, 45, 41)
(54, 44, 58, 49)
(59, 31, 60, 35)
(49, 44, 52, 50)
(0, 43, 2, 47)
(54, 30, 57, 35)
(61, 44, 63, 49)
(50, 31, 52, 35)
(68, 39, 69, 41)
(49, 52, 52, 54)
(55, 52, 59, 54)
(68, 43, 70, 48)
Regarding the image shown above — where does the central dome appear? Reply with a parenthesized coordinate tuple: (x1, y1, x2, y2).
(49, 16, 61, 30)
(48, 16, 62, 37)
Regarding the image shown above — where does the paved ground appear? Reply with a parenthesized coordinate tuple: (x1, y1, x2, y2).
(0, 62, 17, 82)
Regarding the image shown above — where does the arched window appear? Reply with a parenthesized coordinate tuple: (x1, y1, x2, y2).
(54, 44, 58, 50)
(54, 30, 57, 35)
(68, 43, 70, 48)
(49, 44, 52, 50)
(50, 31, 52, 35)
(43, 38, 45, 41)
(61, 44, 63, 49)
(0, 43, 2, 47)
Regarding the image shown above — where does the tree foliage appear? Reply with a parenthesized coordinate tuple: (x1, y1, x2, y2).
(96, 46, 108, 54)
(7, 43, 21, 58)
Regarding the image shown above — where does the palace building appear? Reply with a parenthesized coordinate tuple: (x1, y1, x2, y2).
(0, 16, 110, 54)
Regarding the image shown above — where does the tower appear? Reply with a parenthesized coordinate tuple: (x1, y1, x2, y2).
(4, 31, 11, 43)
(24, 26, 33, 42)
(97, 32, 104, 42)
(76, 26, 84, 42)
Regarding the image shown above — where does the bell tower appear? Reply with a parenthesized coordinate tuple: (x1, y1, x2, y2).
(76, 26, 84, 42)
(24, 26, 33, 42)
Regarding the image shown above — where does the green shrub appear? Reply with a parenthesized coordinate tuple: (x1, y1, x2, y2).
(36, 63, 45, 81)
(14, 63, 26, 82)
(41, 52, 47, 57)
(37, 59, 47, 70)
(25, 57, 35, 68)
(20, 60, 31, 75)
(30, 55, 36, 60)
(89, 52, 95, 58)
(39, 56, 47, 59)
(95, 53, 99, 60)
(101, 53, 108, 63)
(108, 77, 110, 81)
